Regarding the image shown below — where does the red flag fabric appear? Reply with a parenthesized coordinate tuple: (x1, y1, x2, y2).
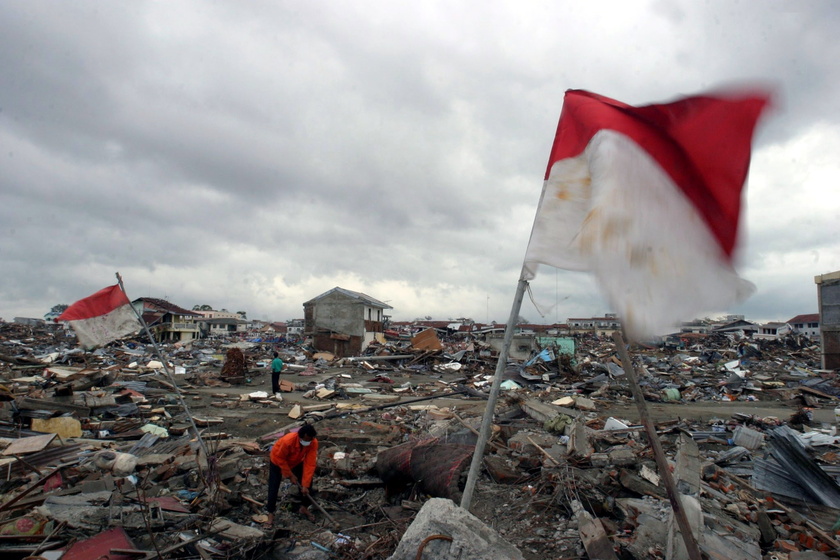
(523, 88, 770, 340)
(57, 284, 139, 349)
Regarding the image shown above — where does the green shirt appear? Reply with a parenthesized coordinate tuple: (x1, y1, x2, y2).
(271, 357, 284, 373)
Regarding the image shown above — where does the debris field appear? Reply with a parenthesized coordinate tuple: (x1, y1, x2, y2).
(0, 320, 839, 560)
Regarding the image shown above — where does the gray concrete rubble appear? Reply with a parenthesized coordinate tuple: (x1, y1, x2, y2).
(0, 319, 838, 558)
(386, 498, 523, 560)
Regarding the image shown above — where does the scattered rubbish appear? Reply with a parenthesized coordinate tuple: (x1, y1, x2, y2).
(0, 318, 835, 559)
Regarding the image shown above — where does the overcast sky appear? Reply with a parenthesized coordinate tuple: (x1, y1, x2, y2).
(2, 1, 839, 327)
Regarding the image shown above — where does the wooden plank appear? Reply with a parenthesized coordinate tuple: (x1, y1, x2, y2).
(574, 500, 619, 560)
(674, 432, 701, 496)
(2, 434, 57, 456)
(411, 329, 442, 351)
(19, 397, 90, 416)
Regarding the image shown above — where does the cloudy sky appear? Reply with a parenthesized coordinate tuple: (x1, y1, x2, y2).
(2, 1, 839, 327)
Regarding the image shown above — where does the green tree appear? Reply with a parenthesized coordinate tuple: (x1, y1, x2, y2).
(237, 311, 247, 319)
(51, 304, 69, 314)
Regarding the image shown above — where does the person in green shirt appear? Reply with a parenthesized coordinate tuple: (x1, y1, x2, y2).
(271, 352, 284, 397)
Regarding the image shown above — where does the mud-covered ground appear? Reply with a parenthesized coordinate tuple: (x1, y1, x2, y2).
(181, 364, 831, 560)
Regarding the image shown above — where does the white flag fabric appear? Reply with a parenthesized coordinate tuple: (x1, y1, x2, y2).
(523, 89, 770, 340)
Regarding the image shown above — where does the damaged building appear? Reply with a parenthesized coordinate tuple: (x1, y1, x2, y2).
(303, 287, 392, 358)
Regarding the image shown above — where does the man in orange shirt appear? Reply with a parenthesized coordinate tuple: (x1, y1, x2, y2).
(266, 423, 319, 524)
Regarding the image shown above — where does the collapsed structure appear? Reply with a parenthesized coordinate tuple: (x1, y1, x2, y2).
(0, 318, 838, 559)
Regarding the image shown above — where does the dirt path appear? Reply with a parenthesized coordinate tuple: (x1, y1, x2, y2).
(601, 399, 835, 425)
(183, 364, 838, 441)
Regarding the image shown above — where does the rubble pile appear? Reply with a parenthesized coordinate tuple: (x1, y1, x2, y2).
(0, 320, 839, 559)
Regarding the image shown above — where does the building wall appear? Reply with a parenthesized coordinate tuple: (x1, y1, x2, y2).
(305, 292, 365, 337)
(485, 333, 536, 361)
(816, 271, 840, 369)
(312, 332, 363, 357)
(791, 322, 820, 338)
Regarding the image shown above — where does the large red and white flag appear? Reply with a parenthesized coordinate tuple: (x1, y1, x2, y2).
(57, 284, 140, 349)
(523, 89, 770, 340)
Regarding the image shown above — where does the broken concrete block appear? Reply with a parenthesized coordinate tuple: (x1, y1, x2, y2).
(521, 398, 578, 424)
(289, 404, 303, 419)
(507, 431, 554, 453)
(386, 498, 523, 560)
(551, 396, 575, 407)
(590, 453, 609, 467)
(607, 447, 636, 466)
(568, 421, 593, 459)
(619, 469, 666, 498)
(574, 396, 597, 411)
(209, 517, 264, 539)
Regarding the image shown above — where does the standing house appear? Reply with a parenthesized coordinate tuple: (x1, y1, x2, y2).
(754, 322, 792, 340)
(567, 314, 623, 336)
(198, 317, 248, 338)
(286, 319, 305, 339)
(712, 319, 759, 336)
(303, 287, 392, 357)
(787, 313, 820, 339)
(133, 298, 201, 342)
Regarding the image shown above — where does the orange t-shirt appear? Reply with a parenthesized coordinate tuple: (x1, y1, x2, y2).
(269, 431, 319, 487)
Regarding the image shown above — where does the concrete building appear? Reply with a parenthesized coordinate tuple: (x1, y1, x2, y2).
(133, 298, 201, 343)
(754, 322, 792, 340)
(816, 271, 840, 369)
(787, 313, 821, 339)
(286, 319, 305, 339)
(199, 317, 248, 338)
(567, 314, 622, 336)
(303, 287, 392, 357)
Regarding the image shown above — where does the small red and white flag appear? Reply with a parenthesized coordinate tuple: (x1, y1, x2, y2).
(57, 284, 140, 349)
(523, 89, 770, 340)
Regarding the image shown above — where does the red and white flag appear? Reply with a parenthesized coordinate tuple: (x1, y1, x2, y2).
(523, 89, 770, 340)
(57, 284, 140, 349)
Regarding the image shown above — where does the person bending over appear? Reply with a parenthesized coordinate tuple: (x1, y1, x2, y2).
(265, 423, 318, 524)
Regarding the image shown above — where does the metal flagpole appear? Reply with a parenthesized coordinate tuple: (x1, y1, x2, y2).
(461, 273, 529, 511)
(612, 331, 703, 560)
(115, 273, 210, 460)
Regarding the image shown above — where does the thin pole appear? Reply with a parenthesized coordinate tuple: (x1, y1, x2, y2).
(612, 331, 703, 560)
(461, 275, 529, 511)
(116, 273, 210, 460)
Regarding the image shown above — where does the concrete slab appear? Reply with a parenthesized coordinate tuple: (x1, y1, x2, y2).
(386, 498, 523, 560)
